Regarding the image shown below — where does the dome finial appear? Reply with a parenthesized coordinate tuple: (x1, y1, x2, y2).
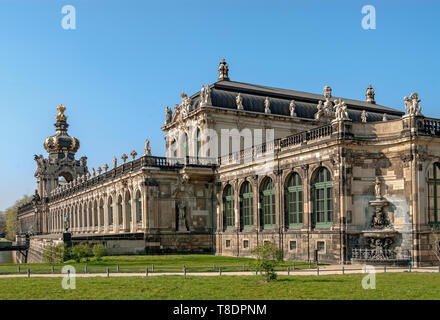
(218, 58, 229, 81)
(56, 104, 67, 121)
(366, 84, 376, 104)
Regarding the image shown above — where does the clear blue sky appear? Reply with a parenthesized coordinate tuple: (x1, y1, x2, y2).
(0, 0, 439, 211)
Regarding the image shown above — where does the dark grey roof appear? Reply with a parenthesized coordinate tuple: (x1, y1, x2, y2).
(189, 80, 403, 122)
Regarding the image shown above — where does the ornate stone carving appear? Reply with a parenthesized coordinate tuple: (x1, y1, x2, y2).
(404, 93, 423, 116)
(130, 150, 137, 161)
(361, 110, 367, 123)
(374, 177, 382, 199)
(113, 157, 117, 169)
(92, 168, 96, 178)
(164, 106, 172, 125)
(180, 92, 192, 117)
(177, 201, 188, 232)
(264, 97, 271, 114)
(334, 100, 349, 121)
(97, 167, 102, 175)
(103, 163, 108, 172)
(382, 113, 388, 121)
(236, 93, 244, 110)
(289, 100, 296, 117)
(199, 85, 211, 107)
(218, 58, 229, 81)
(121, 154, 128, 164)
(365, 84, 375, 104)
(315, 101, 325, 120)
(144, 139, 151, 156)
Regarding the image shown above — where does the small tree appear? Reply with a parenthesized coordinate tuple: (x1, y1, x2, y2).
(43, 243, 65, 263)
(251, 242, 284, 281)
(70, 244, 93, 263)
(92, 244, 107, 261)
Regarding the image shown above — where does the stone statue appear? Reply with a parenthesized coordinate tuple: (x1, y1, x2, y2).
(405, 93, 423, 116)
(177, 201, 188, 231)
(103, 163, 109, 172)
(289, 100, 296, 117)
(113, 156, 117, 169)
(315, 101, 325, 120)
(180, 92, 192, 116)
(375, 177, 381, 199)
(236, 93, 243, 110)
(130, 150, 138, 160)
(199, 84, 211, 107)
(144, 139, 152, 156)
(92, 168, 96, 178)
(63, 214, 69, 232)
(164, 106, 172, 125)
(121, 154, 128, 164)
(97, 167, 102, 175)
(382, 113, 388, 121)
(334, 100, 349, 121)
(264, 97, 271, 114)
(361, 110, 367, 123)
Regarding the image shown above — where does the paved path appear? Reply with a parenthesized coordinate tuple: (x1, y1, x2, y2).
(0, 264, 439, 278)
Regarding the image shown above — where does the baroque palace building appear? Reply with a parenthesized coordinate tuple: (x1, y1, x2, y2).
(18, 59, 440, 266)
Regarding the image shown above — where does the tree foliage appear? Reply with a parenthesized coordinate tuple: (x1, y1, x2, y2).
(5, 195, 32, 240)
(251, 242, 284, 281)
(43, 243, 65, 263)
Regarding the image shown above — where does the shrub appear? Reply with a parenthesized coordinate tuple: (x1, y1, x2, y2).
(70, 244, 93, 263)
(250, 242, 284, 281)
(92, 244, 107, 261)
(43, 243, 65, 263)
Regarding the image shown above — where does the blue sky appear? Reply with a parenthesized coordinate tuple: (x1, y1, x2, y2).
(0, 0, 439, 211)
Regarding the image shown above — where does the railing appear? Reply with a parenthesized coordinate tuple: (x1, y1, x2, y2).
(47, 155, 217, 202)
(219, 124, 334, 166)
(421, 118, 440, 136)
(351, 248, 411, 261)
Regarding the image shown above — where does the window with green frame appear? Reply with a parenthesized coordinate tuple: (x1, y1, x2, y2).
(223, 185, 235, 229)
(313, 167, 333, 227)
(428, 163, 440, 225)
(260, 178, 276, 228)
(240, 181, 253, 229)
(285, 173, 303, 228)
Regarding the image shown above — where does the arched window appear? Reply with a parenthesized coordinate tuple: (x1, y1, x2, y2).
(108, 197, 114, 226)
(196, 128, 202, 158)
(93, 201, 98, 227)
(428, 163, 440, 224)
(223, 185, 235, 229)
(285, 173, 303, 228)
(88, 203, 92, 228)
(240, 181, 253, 229)
(260, 178, 276, 229)
(183, 133, 189, 157)
(78, 204, 82, 228)
(136, 190, 142, 223)
(99, 199, 104, 227)
(171, 139, 178, 158)
(125, 191, 132, 224)
(313, 167, 333, 227)
(117, 195, 123, 225)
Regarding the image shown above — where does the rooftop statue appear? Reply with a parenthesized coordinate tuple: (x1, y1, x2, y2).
(144, 139, 152, 156)
(289, 100, 296, 117)
(404, 93, 423, 116)
(366, 84, 376, 104)
(264, 97, 271, 114)
(236, 93, 244, 110)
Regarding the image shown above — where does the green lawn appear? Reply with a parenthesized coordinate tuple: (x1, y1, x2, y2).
(0, 254, 318, 274)
(0, 273, 439, 300)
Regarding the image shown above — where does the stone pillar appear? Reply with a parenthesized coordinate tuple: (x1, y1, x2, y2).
(130, 191, 136, 232)
(234, 180, 240, 231)
(142, 185, 148, 230)
(104, 197, 109, 233)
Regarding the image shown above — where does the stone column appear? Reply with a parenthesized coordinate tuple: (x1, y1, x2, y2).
(142, 185, 148, 230)
(104, 197, 109, 233)
(234, 180, 240, 231)
(130, 190, 136, 232)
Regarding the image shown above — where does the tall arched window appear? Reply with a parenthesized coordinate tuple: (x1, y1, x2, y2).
(93, 201, 98, 227)
(183, 133, 189, 157)
(117, 195, 123, 225)
(260, 177, 276, 229)
(240, 181, 253, 229)
(136, 190, 142, 223)
(99, 199, 104, 227)
(428, 163, 440, 224)
(313, 167, 333, 227)
(125, 191, 132, 224)
(196, 128, 202, 158)
(88, 203, 92, 228)
(108, 197, 114, 226)
(223, 185, 235, 229)
(171, 139, 177, 158)
(285, 173, 303, 228)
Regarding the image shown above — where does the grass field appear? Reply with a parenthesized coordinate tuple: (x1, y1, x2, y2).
(0, 254, 318, 274)
(0, 273, 439, 300)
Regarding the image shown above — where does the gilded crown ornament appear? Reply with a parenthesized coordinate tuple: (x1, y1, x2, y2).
(56, 104, 67, 121)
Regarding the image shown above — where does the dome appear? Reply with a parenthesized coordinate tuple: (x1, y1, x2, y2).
(43, 105, 80, 158)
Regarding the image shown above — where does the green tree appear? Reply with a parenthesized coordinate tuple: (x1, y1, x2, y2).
(70, 244, 93, 263)
(43, 243, 65, 263)
(251, 242, 284, 281)
(0, 212, 6, 237)
(5, 195, 32, 240)
(92, 244, 107, 261)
